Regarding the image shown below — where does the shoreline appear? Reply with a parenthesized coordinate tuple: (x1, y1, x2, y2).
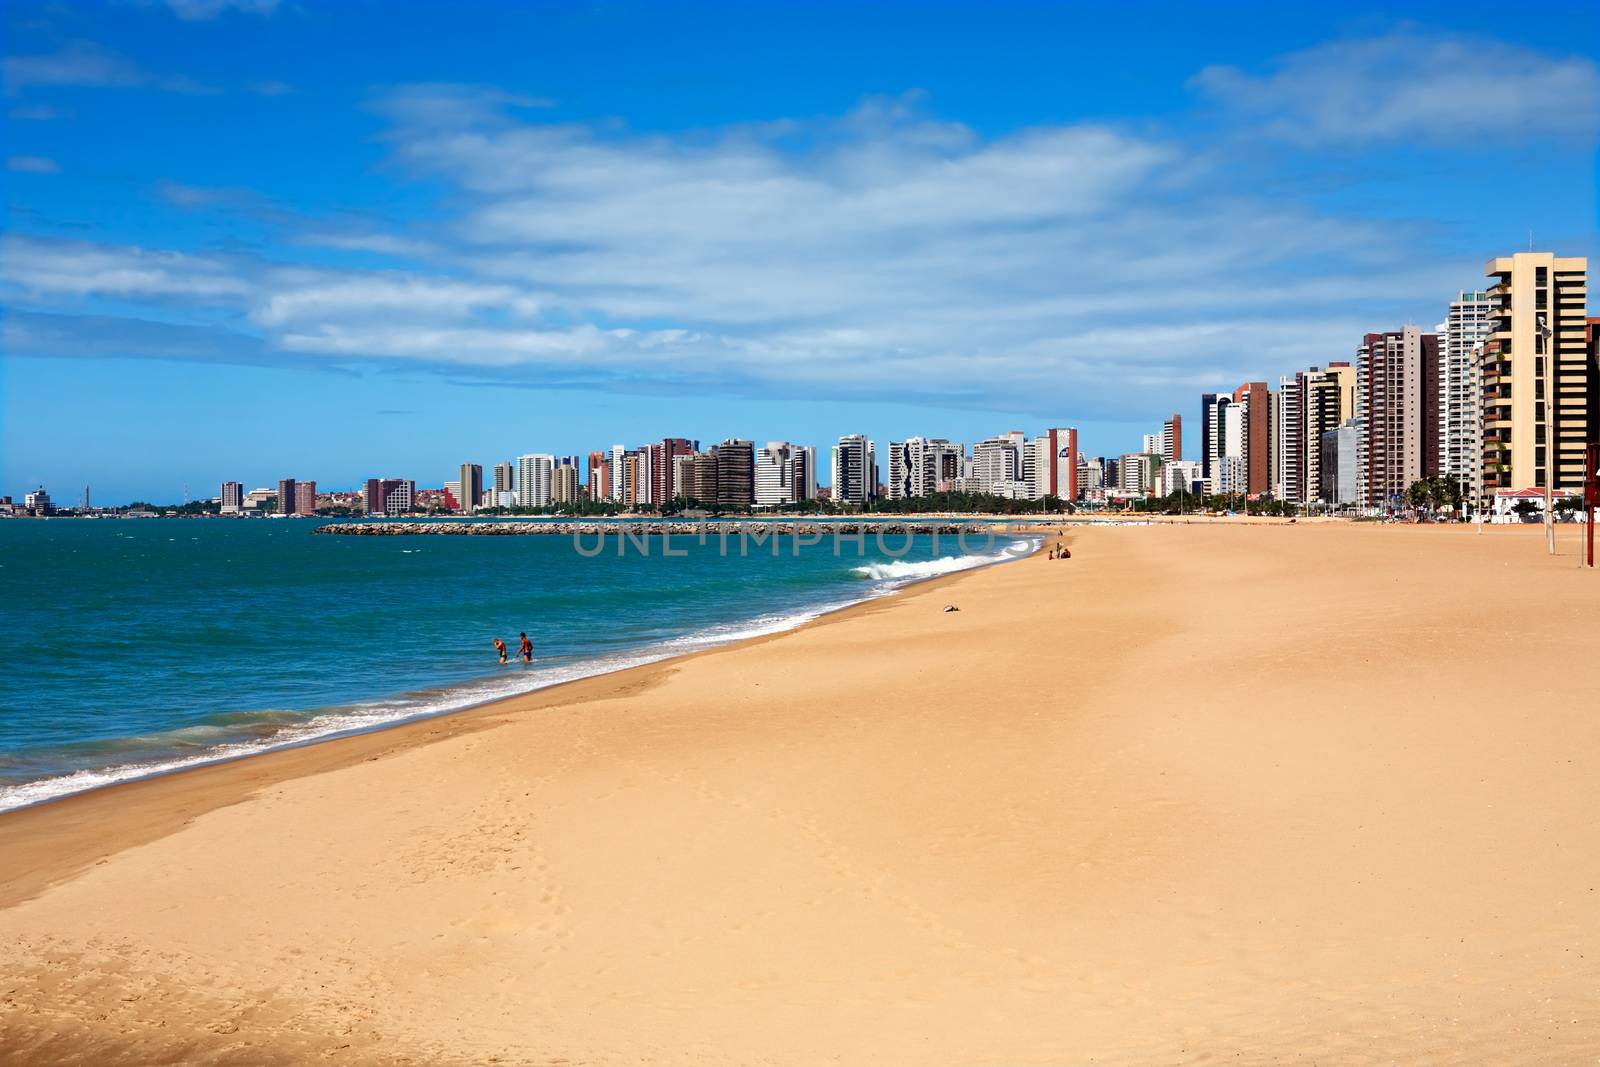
(0, 539, 1028, 907)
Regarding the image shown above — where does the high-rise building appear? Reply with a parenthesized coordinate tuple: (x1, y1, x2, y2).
(1081, 456, 1104, 492)
(1320, 421, 1361, 507)
(1440, 291, 1492, 493)
(1206, 395, 1248, 496)
(220, 481, 243, 515)
(888, 437, 951, 499)
(1141, 433, 1161, 457)
(1481, 253, 1590, 495)
(715, 439, 755, 511)
(969, 432, 1029, 498)
(1357, 325, 1441, 510)
(1272, 377, 1302, 503)
(1162, 460, 1202, 496)
(492, 461, 515, 501)
(276, 478, 297, 516)
(1199, 392, 1217, 482)
(365, 478, 414, 515)
(1028, 427, 1078, 501)
(689, 450, 719, 505)
(755, 442, 810, 507)
(651, 439, 697, 506)
(1118, 452, 1154, 493)
(587, 450, 611, 502)
(1296, 364, 1358, 508)
(516, 454, 554, 508)
(457, 463, 483, 515)
(295, 480, 317, 516)
(671, 453, 696, 501)
(830, 435, 876, 506)
(552, 462, 580, 505)
(1233, 382, 1270, 496)
(1160, 415, 1182, 463)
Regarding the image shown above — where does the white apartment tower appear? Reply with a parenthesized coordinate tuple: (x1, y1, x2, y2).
(516, 453, 554, 508)
(1440, 290, 1491, 491)
(755, 441, 811, 507)
(830, 435, 877, 506)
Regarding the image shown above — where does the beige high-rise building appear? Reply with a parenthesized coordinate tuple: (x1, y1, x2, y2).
(1301, 363, 1356, 506)
(1481, 253, 1590, 495)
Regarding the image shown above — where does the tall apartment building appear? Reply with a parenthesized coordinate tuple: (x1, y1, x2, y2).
(1141, 433, 1161, 457)
(1234, 382, 1270, 496)
(220, 481, 243, 514)
(1299, 364, 1357, 507)
(1161, 415, 1181, 463)
(1439, 291, 1492, 493)
(755, 442, 813, 507)
(793, 445, 817, 502)
(1358, 325, 1441, 509)
(295, 480, 318, 516)
(688, 450, 719, 505)
(1481, 253, 1590, 495)
(671, 453, 696, 501)
(552, 462, 579, 504)
(1320, 421, 1360, 507)
(715, 439, 754, 511)
(1206, 395, 1248, 496)
(969, 432, 1030, 498)
(1272, 377, 1302, 503)
(1118, 452, 1154, 493)
(608, 445, 627, 502)
(457, 463, 483, 514)
(276, 478, 297, 516)
(586, 450, 610, 502)
(650, 438, 697, 505)
(1081, 456, 1104, 492)
(492, 461, 515, 500)
(887, 437, 937, 499)
(515, 454, 553, 508)
(1030, 427, 1079, 501)
(364, 478, 414, 515)
(831, 435, 876, 506)
(1200, 384, 1265, 497)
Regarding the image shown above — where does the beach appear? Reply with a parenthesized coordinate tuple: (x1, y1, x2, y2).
(2, 520, 1598, 1065)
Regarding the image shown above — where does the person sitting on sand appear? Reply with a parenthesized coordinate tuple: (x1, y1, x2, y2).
(519, 632, 534, 664)
(493, 638, 508, 664)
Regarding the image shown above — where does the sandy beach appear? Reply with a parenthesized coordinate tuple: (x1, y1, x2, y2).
(3, 521, 1598, 1065)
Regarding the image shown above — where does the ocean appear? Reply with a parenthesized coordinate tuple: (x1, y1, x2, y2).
(0, 518, 1035, 811)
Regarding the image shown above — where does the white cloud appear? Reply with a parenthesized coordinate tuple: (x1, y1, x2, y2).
(0, 236, 250, 300)
(6, 155, 59, 174)
(165, 0, 280, 20)
(1189, 31, 1600, 145)
(0, 78, 1548, 416)
(2, 41, 211, 95)
(253, 272, 546, 327)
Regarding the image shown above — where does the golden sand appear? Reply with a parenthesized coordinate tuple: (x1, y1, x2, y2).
(2, 521, 1598, 1065)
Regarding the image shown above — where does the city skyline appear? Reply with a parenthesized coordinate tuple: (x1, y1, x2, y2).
(3, 2, 1597, 501)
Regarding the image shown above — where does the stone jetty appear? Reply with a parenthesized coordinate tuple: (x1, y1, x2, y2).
(312, 520, 1038, 537)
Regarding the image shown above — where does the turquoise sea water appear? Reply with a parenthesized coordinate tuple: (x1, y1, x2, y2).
(0, 518, 1034, 810)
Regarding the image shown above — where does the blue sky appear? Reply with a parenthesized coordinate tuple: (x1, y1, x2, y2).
(3, 0, 1596, 502)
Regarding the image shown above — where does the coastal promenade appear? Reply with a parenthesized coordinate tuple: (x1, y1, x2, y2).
(2, 522, 1597, 1065)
